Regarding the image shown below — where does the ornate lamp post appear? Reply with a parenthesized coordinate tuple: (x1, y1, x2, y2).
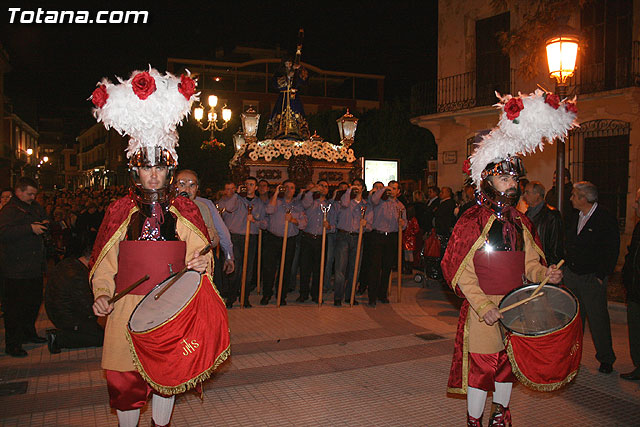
(336, 109, 358, 147)
(546, 28, 579, 215)
(241, 106, 260, 143)
(193, 94, 232, 140)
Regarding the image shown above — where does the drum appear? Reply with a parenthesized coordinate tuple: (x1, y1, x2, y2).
(128, 271, 230, 395)
(499, 283, 583, 392)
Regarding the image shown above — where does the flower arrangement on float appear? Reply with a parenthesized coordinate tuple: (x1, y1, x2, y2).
(229, 137, 356, 166)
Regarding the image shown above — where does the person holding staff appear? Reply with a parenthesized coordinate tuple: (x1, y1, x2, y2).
(261, 180, 307, 306)
(334, 178, 373, 306)
(299, 180, 336, 303)
(217, 177, 265, 309)
(369, 180, 406, 307)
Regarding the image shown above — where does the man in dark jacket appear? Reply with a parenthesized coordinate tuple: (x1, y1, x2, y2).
(435, 187, 456, 237)
(45, 233, 104, 353)
(0, 177, 48, 357)
(524, 181, 564, 265)
(564, 181, 619, 374)
(545, 168, 578, 227)
(621, 187, 640, 380)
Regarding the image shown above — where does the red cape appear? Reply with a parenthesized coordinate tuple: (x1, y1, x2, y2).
(441, 204, 545, 394)
(89, 195, 210, 280)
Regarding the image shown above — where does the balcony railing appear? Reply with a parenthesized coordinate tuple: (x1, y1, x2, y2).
(567, 41, 640, 96)
(411, 69, 517, 116)
(412, 41, 640, 117)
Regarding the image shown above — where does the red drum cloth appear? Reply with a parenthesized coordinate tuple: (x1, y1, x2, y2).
(115, 240, 186, 295)
(473, 250, 525, 295)
(127, 274, 230, 395)
(106, 370, 152, 411)
(468, 351, 516, 391)
(505, 308, 583, 391)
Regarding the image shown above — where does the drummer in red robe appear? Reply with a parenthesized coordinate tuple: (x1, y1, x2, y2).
(88, 68, 230, 427)
(441, 90, 577, 426)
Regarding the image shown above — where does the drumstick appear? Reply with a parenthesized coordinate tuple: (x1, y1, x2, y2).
(479, 292, 545, 323)
(108, 275, 150, 304)
(257, 229, 262, 295)
(318, 207, 328, 307)
(154, 244, 212, 300)
(276, 209, 291, 308)
(397, 208, 404, 302)
(531, 259, 565, 298)
(240, 205, 253, 309)
(350, 206, 366, 307)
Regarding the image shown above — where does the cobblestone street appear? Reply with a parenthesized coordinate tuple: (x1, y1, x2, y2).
(0, 277, 638, 426)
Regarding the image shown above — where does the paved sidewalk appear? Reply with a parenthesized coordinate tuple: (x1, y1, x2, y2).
(0, 276, 638, 426)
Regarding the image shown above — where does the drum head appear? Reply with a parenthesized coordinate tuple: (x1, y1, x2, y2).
(129, 270, 201, 333)
(499, 283, 577, 336)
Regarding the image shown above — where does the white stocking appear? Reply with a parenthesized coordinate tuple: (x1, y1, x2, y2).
(152, 394, 175, 426)
(467, 386, 488, 419)
(116, 409, 140, 427)
(493, 382, 513, 407)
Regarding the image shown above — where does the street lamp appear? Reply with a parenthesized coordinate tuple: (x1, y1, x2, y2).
(26, 148, 33, 156)
(43, 156, 49, 163)
(546, 28, 579, 215)
(241, 106, 260, 143)
(193, 94, 232, 139)
(336, 109, 358, 148)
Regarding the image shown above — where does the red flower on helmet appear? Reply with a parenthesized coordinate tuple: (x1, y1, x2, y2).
(178, 74, 196, 100)
(545, 93, 560, 110)
(131, 71, 156, 100)
(504, 97, 524, 120)
(91, 85, 109, 108)
(462, 159, 471, 176)
(565, 101, 578, 114)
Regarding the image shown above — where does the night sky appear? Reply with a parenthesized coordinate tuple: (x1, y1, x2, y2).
(0, 1, 438, 135)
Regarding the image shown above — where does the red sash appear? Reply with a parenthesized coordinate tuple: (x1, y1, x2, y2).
(473, 250, 525, 295)
(115, 240, 186, 295)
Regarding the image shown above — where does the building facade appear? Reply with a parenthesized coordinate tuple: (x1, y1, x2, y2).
(76, 124, 128, 189)
(411, 0, 640, 241)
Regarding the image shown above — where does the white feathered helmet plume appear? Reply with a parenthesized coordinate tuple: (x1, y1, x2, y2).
(89, 67, 199, 169)
(468, 89, 578, 187)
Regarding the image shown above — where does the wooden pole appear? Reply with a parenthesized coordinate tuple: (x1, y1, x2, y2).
(276, 210, 291, 308)
(397, 209, 403, 303)
(318, 207, 329, 307)
(240, 205, 253, 309)
(350, 205, 366, 307)
(109, 275, 150, 304)
(257, 229, 262, 295)
(531, 259, 565, 298)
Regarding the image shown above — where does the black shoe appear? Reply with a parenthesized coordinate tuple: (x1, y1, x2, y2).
(260, 296, 270, 305)
(243, 301, 252, 308)
(295, 295, 308, 303)
(367, 301, 376, 308)
(379, 297, 390, 304)
(346, 299, 359, 306)
(6, 346, 27, 358)
(599, 362, 613, 374)
(334, 299, 342, 307)
(24, 335, 47, 344)
(311, 297, 318, 303)
(46, 329, 61, 354)
(226, 301, 234, 309)
(279, 298, 287, 306)
(620, 369, 640, 380)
